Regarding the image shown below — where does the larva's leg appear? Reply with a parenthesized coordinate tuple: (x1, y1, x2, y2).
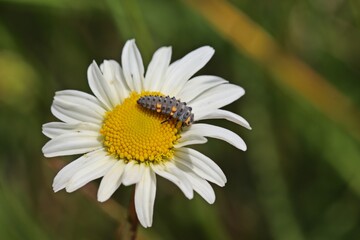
(161, 117, 172, 124)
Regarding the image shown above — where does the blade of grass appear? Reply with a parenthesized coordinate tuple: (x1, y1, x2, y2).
(238, 63, 305, 240)
(184, 0, 360, 143)
(0, 180, 51, 240)
(0, 0, 104, 10)
(105, 0, 154, 61)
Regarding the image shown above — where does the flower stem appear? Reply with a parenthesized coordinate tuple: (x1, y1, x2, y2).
(128, 187, 138, 240)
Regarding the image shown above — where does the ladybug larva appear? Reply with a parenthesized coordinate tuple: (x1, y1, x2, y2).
(137, 95, 194, 126)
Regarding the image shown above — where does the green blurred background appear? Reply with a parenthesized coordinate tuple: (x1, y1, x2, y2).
(1, 0, 360, 239)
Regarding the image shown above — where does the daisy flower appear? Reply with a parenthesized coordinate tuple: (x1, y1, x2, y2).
(42, 39, 251, 228)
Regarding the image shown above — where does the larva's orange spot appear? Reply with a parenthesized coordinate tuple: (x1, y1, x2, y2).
(156, 103, 162, 113)
(170, 106, 177, 116)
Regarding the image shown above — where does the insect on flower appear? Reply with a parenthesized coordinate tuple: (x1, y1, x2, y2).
(137, 95, 194, 126)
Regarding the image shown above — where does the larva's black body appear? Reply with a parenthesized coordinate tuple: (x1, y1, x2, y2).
(137, 95, 194, 126)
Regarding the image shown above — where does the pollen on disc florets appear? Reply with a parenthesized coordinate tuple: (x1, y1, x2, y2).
(100, 91, 181, 163)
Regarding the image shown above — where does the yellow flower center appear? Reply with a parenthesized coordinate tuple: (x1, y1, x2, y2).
(100, 91, 181, 163)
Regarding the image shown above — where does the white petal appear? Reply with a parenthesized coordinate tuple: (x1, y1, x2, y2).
(177, 75, 228, 103)
(174, 148, 226, 187)
(53, 90, 105, 108)
(95, 60, 130, 106)
(112, 60, 131, 102)
(66, 155, 116, 192)
(175, 135, 207, 148)
(144, 47, 172, 91)
(183, 123, 247, 151)
(135, 167, 156, 228)
(151, 162, 193, 199)
(121, 39, 144, 92)
(51, 90, 106, 124)
(196, 109, 251, 130)
(177, 164, 215, 204)
(161, 46, 215, 96)
(121, 161, 146, 186)
(100, 60, 130, 103)
(52, 149, 105, 192)
(87, 61, 116, 109)
(188, 173, 215, 204)
(42, 131, 101, 157)
(42, 122, 100, 139)
(97, 160, 126, 202)
(189, 84, 245, 116)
